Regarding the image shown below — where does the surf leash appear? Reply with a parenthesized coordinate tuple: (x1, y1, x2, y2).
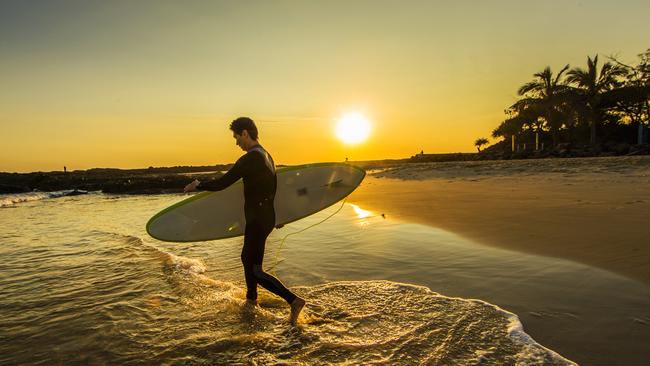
(266, 198, 348, 274)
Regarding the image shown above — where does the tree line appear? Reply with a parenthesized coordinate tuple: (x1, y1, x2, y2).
(476, 48, 650, 153)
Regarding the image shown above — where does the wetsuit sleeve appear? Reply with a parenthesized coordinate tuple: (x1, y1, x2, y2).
(198, 154, 250, 191)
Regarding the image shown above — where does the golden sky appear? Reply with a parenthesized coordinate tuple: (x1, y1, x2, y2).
(1, 0, 648, 172)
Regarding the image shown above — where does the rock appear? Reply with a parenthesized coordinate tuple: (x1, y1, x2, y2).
(0, 184, 30, 194)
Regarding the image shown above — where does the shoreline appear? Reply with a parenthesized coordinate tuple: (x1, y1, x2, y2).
(3, 153, 650, 194)
(348, 156, 650, 285)
(4, 155, 649, 284)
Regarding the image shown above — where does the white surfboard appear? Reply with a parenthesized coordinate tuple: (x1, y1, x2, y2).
(146, 162, 366, 242)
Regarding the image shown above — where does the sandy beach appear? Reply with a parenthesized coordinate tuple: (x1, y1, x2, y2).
(349, 156, 650, 285)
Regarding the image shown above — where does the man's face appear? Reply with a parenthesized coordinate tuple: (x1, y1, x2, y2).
(233, 131, 247, 151)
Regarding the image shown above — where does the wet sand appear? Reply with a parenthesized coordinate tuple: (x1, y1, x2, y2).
(348, 156, 650, 285)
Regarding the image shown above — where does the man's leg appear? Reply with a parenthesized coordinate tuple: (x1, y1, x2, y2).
(246, 217, 306, 323)
(241, 255, 258, 302)
(251, 264, 297, 304)
(241, 233, 258, 302)
(246, 221, 297, 304)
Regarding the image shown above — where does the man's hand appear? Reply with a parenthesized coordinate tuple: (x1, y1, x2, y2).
(184, 179, 200, 193)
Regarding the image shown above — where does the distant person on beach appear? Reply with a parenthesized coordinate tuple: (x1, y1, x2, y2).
(184, 117, 306, 324)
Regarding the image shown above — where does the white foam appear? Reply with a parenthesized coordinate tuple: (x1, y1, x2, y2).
(369, 282, 578, 366)
(492, 300, 578, 366)
(167, 253, 207, 275)
(1, 192, 50, 207)
(0, 190, 83, 207)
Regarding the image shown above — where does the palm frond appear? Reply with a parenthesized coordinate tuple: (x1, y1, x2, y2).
(553, 64, 570, 85)
(518, 81, 543, 96)
(566, 68, 590, 87)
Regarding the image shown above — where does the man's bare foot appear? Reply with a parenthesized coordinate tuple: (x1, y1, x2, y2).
(290, 297, 306, 325)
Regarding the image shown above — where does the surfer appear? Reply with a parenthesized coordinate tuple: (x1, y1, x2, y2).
(184, 117, 306, 324)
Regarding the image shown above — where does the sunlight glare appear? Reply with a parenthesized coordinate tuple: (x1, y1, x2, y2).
(350, 203, 372, 219)
(336, 113, 371, 144)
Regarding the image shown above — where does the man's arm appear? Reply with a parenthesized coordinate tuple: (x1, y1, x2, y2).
(184, 155, 248, 192)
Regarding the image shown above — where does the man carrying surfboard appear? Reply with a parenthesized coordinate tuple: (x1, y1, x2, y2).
(184, 117, 306, 324)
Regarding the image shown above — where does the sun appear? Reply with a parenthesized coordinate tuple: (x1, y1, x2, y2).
(335, 112, 371, 145)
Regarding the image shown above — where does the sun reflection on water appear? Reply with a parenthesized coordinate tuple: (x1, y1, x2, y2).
(349, 203, 372, 219)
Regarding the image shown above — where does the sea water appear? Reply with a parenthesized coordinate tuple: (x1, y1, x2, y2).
(1, 192, 649, 365)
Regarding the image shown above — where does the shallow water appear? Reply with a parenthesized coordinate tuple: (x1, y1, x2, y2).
(1, 192, 649, 365)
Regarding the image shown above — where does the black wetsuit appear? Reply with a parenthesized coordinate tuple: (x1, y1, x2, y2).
(199, 145, 297, 304)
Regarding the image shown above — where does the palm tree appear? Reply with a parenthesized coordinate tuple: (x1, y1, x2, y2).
(566, 55, 628, 146)
(516, 65, 571, 146)
(474, 138, 489, 152)
(492, 116, 524, 140)
(606, 51, 650, 142)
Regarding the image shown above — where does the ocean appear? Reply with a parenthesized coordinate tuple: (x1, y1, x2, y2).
(2, 192, 649, 365)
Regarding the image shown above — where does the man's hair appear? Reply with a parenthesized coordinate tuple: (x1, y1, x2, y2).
(230, 117, 258, 140)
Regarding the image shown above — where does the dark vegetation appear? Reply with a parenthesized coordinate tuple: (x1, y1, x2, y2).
(474, 48, 650, 159)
